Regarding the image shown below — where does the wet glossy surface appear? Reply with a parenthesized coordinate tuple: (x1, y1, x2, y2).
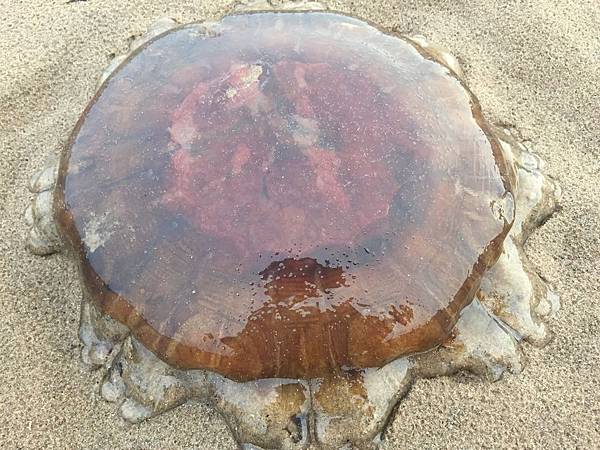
(56, 12, 514, 380)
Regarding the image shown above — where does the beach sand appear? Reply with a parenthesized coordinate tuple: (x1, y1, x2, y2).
(1, 0, 598, 448)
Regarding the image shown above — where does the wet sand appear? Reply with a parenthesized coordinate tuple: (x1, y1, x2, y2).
(1, 0, 598, 448)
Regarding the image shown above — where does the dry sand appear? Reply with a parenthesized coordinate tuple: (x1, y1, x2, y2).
(1, 0, 598, 448)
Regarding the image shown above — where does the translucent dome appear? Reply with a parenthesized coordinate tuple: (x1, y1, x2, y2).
(56, 12, 514, 380)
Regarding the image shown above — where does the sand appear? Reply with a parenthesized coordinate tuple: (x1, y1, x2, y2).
(1, 0, 598, 448)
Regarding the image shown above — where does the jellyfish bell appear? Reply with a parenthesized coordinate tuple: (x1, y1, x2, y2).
(25, 3, 560, 449)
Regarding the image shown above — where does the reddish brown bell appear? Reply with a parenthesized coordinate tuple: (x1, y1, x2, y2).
(56, 11, 514, 381)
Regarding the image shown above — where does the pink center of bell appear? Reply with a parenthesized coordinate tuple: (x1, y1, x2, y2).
(163, 61, 399, 257)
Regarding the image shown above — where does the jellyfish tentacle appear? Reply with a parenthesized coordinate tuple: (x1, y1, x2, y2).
(477, 238, 551, 345)
(102, 336, 192, 423)
(79, 294, 129, 368)
(208, 375, 311, 450)
(413, 300, 523, 381)
(509, 138, 562, 242)
(477, 131, 560, 346)
(310, 359, 412, 449)
(25, 160, 62, 255)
